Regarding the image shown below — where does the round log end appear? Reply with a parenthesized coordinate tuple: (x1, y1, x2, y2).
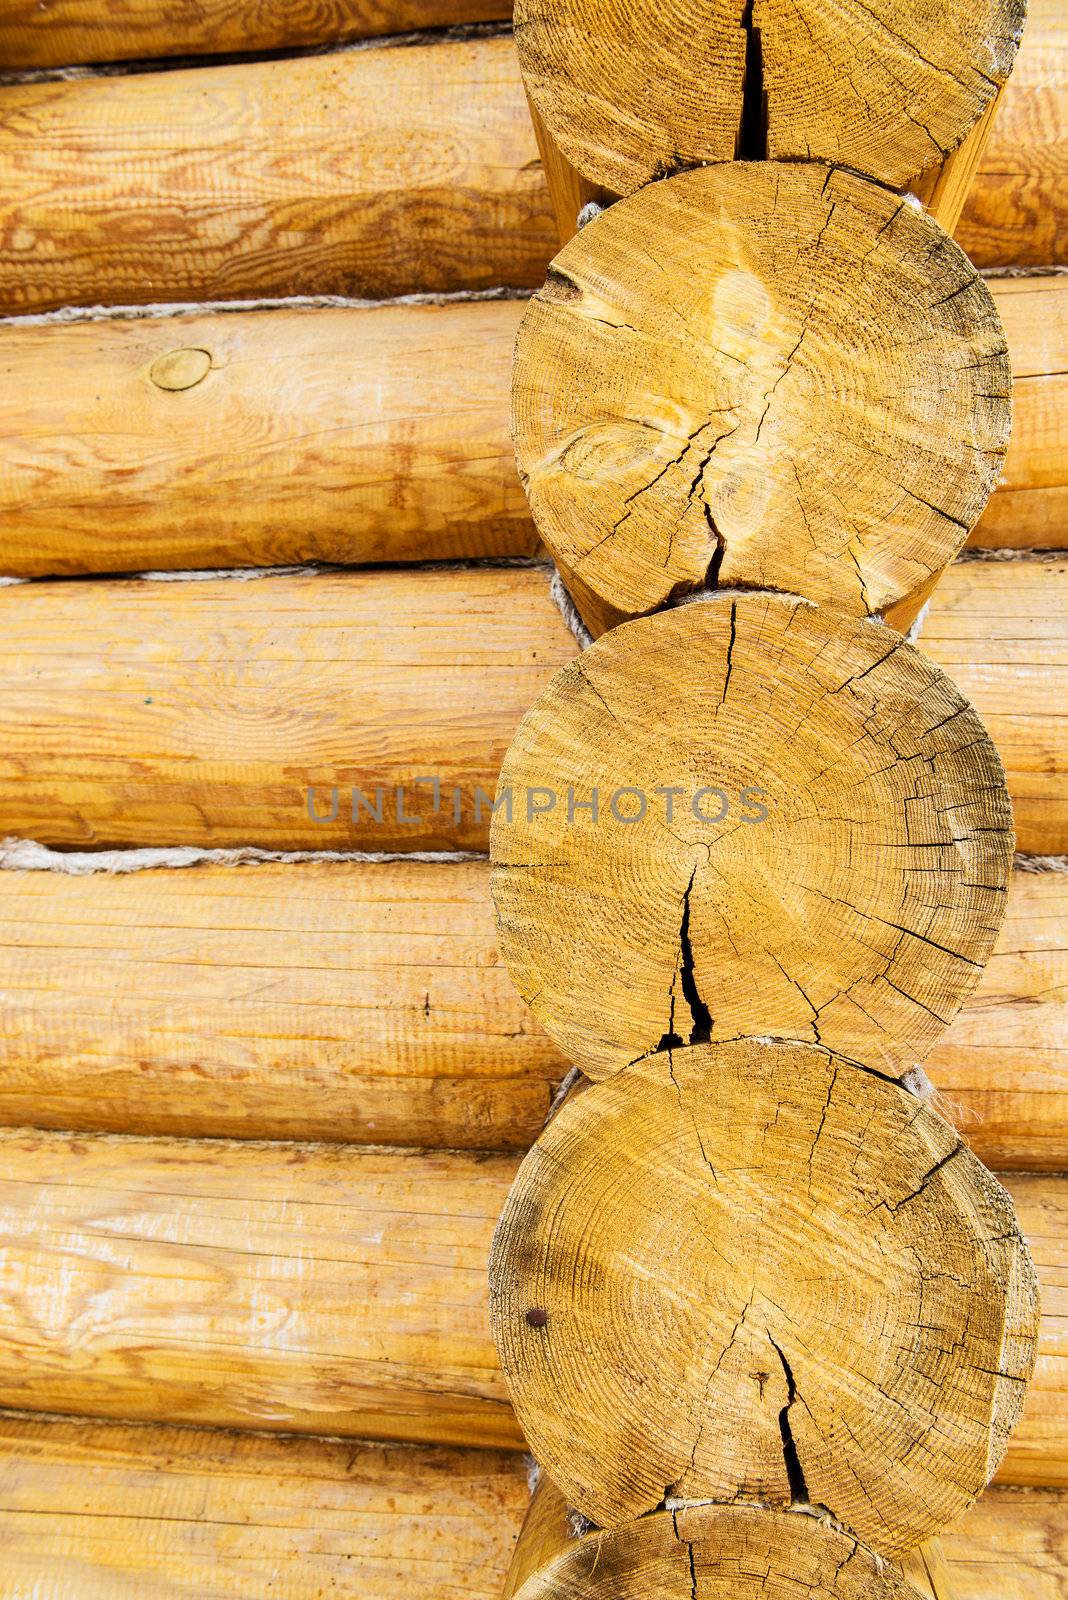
(515, 0, 1026, 194)
(489, 1039, 1040, 1555)
(513, 163, 1010, 638)
(508, 1495, 927, 1599)
(490, 594, 1013, 1082)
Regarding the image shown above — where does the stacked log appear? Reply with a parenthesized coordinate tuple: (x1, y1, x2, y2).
(0, 1419, 1053, 1600)
(0, 1124, 1057, 1480)
(0, 273, 1061, 577)
(0, 851, 1060, 1168)
(0, 0, 1062, 1590)
(0, 562, 1061, 853)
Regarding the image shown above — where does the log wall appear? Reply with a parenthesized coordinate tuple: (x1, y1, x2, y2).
(0, 0, 1060, 320)
(0, 1418, 1056, 1600)
(0, 1127, 1059, 1486)
(0, 303, 535, 576)
(0, 855, 1060, 1170)
(0, 560, 1061, 853)
(0, 275, 1060, 578)
(0, 0, 508, 69)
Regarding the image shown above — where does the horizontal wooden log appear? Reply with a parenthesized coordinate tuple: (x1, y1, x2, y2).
(0, 38, 555, 313)
(0, 303, 536, 576)
(0, 0, 508, 69)
(926, 868, 1068, 1173)
(0, 558, 1063, 852)
(916, 558, 1068, 855)
(0, 272, 1059, 578)
(0, 2, 1060, 317)
(0, 1128, 1058, 1483)
(941, 1487, 1068, 1600)
(0, 1419, 531, 1599)
(971, 277, 1068, 550)
(0, 1423, 1055, 1600)
(955, 0, 1068, 269)
(0, 856, 1059, 1167)
(0, 856, 563, 1149)
(0, 568, 576, 851)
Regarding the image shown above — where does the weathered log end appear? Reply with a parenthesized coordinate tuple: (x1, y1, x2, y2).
(504, 1478, 935, 1598)
(489, 1039, 1040, 1555)
(513, 163, 1010, 639)
(515, 0, 1026, 194)
(490, 594, 1013, 1082)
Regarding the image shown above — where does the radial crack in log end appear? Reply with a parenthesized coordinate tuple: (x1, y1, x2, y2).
(489, 1039, 1040, 1557)
(505, 1481, 927, 1598)
(513, 162, 1010, 640)
(490, 594, 1013, 1082)
(515, 0, 1024, 195)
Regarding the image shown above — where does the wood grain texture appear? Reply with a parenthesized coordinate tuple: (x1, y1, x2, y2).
(0, 1426, 1057, 1600)
(941, 1487, 1068, 1600)
(0, 0, 508, 69)
(0, 856, 564, 1148)
(504, 1489, 924, 1599)
(0, 567, 576, 851)
(514, 0, 1023, 195)
(0, 1419, 531, 1600)
(0, 1128, 517, 1444)
(0, 1129, 1056, 1481)
(0, 559, 1059, 854)
(0, 859, 1058, 1166)
(926, 869, 1068, 1174)
(0, 275, 1056, 578)
(970, 278, 1068, 550)
(492, 594, 1013, 1084)
(0, 37, 555, 313)
(955, 0, 1068, 269)
(0, 303, 536, 576)
(996, 1174, 1068, 1491)
(916, 558, 1068, 856)
(513, 163, 1009, 636)
(490, 1041, 1038, 1554)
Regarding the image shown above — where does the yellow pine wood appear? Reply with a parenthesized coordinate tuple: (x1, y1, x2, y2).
(514, 0, 1023, 196)
(492, 593, 1012, 1083)
(0, 857, 563, 1149)
(971, 278, 1068, 549)
(490, 1040, 1039, 1554)
(941, 1487, 1068, 1599)
(926, 869, 1068, 1173)
(0, 38, 553, 313)
(0, 0, 506, 67)
(0, 567, 576, 851)
(0, 276, 1057, 578)
(994, 1174, 1068, 1492)
(0, 1418, 530, 1599)
(0, 1128, 1056, 1480)
(0, 859, 1058, 1166)
(917, 558, 1068, 855)
(955, 0, 1068, 269)
(0, 561, 1060, 854)
(513, 164, 1009, 637)
(505, 1482, 926, 1599)
(0, 1425, 1050, 1600)
(0, 1128, 517, 1444)
(0, 303, 536, 577)
(0, 858, 1058, 1165)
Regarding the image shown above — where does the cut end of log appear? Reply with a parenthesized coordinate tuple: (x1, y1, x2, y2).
(512, 163, 1010, 637)
(490, 594, 1013, 1082)
(515, 0, 1026, 194)
(505, 1487, 927, 1598)
(489, 1039, 1040, 1555)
